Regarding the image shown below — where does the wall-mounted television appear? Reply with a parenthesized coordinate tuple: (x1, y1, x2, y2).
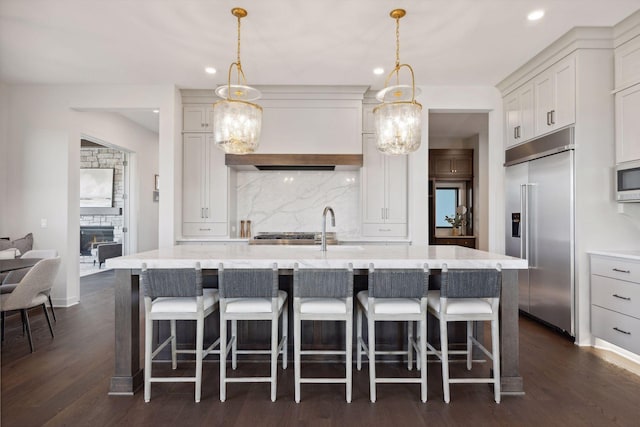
(80, 168, 114, 207)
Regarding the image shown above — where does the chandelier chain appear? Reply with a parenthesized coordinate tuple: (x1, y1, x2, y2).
(395, 15, 401, 85)
(236, 14, 242, 84)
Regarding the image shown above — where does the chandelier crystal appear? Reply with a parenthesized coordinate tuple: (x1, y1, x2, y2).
(373, 9, 422, 155)
(213, 7, 262, 155)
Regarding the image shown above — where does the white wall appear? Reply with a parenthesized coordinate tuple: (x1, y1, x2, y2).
(4, 84, 179, 307)
(412, 86, 503, 252)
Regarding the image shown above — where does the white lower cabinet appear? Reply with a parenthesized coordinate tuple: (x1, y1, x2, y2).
(590, 254, 640, 355)
(182, 134, 228, 236)
(361, 135, 407, 237)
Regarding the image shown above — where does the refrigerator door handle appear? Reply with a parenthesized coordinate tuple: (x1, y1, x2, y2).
(520, 184, 528, 260)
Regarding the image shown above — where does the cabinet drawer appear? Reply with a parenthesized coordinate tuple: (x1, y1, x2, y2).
(592, 305, 640, 355)
(591, 256, 640, 283)
(592, 275, 640, 319)
(362, 223, 407, 237)
(183, 222, 227, 237)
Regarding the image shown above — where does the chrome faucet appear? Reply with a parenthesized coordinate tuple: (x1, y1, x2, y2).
(321, 206, 335, 252)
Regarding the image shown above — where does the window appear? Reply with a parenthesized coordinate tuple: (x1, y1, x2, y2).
(435, 188, 458, 227)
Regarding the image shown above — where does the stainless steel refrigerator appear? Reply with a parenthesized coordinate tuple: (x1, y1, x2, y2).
(505, 127, 575, 336)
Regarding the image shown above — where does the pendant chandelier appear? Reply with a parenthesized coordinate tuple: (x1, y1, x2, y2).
(213, 7, 262, 154)
(373, 9, 422, 155)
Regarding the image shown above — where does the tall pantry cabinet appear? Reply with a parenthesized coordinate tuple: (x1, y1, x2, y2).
(181, 102, 229, 237)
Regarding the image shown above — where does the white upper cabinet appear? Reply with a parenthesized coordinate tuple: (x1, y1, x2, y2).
(183, 105, 215, 132)
(504, 83, 534, 147)
(616, 72, 640, 164)
(362, 102, 376, 134)
(615, 34, 640, 90)
(361, 135, 407, 237)
(534, 56, 576, 136)
(502, 55, 576, 146)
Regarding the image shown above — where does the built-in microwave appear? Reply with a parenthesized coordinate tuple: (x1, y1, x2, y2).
(616, 160, 640, 202)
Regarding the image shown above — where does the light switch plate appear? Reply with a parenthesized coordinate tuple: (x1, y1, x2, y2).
(40, 218, 47, 228)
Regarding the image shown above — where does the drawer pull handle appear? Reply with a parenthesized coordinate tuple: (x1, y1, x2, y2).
(612, 294, 631, 301)
(199, 228, 211, 231)
(612, 268, 631, 274)
(379, 228, 391, 232)
(613, 327, 631, 335)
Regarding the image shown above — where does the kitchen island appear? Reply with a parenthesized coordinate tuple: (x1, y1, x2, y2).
(106, 244, 527, 396)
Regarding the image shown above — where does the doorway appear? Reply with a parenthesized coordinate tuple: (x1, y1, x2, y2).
(428, 112, 489, 249)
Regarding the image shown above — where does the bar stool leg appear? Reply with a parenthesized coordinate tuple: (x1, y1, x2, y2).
(408, 321, 414, 370)
(492, 318, 501, 403)
(294, 308, 301, 403)
(420, 317, 427, 403)
(346, 316, 353, 403)
(231, 320, 238, 370)
(144, 315, 153, 402)
(368, 314, 376, 403)
(282, 306, 288, 369)
(220, 318, 227, 402)
(466, 320, 473, 370)
(356, 305, 362, 371)
(270, 314, 278, 402)
(440, 319, 451, 403)
(195, 315, 204, 403)
(170, 319, 177, 369)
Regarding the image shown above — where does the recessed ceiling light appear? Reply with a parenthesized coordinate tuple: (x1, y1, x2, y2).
(373, 67, 385, 75)
(527, 9, 545, 21)
(153, 109, 159, 114)
(205, 67, 217, 74)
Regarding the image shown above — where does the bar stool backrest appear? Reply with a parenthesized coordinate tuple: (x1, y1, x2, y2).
(218, 263, 279, 298)
(440, 268, 501, 299)
(141, 263, 202, 298)
(368, 265, 429, 298)
(293, 265, 353, 298)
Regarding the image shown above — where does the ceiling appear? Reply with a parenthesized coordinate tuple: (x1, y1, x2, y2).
(1, 1, 638, 90)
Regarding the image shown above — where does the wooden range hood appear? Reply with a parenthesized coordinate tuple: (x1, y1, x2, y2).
(225, 154, 363, 171)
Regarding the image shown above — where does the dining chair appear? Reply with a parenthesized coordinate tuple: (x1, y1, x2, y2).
(0, 257, 60, 352)
(1, 249, 59, 321)
(427, 263, 502, 403)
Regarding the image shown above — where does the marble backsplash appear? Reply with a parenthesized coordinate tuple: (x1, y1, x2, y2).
(235, 171, 360, 237)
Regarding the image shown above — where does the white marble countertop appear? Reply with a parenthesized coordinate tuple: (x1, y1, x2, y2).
(587, 250, 640, 261)
(106, 244, 527, 270)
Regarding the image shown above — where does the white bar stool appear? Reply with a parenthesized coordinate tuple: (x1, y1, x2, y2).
(356, 263, 430, 403)
(427, 263, 502, 403)
(293, 263, 354, 403)
(218, 263, 288, 402)
(141, 262, 220, 403)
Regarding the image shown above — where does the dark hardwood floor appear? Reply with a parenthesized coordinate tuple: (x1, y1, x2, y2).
(2, 270, 640, 426)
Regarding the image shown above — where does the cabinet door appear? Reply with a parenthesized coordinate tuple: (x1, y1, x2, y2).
(452, 156, 473, 178)
(362, 135, 385, 223)
(183, 105, 214, 132)
(362, 103, 376, 134)
(552, 56, 576, 130)
(206, 136, 228, 223)
(504, 91, 520, 147)
(183, 134, 207, 222)
(432, 157, 454, 176)
(534, 71, 554, 135)
(616, 84, 640, 163)
(385, 154, 407, 224)
(519, 83, 535, 141)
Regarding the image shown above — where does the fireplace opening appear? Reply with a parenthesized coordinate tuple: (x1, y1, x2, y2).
(80, 226, 115, 256)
